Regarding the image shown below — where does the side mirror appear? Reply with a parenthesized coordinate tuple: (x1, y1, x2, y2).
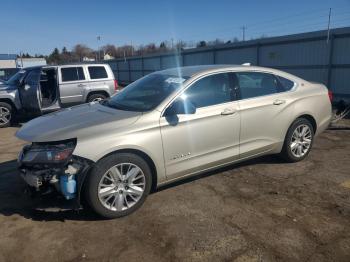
(165, 98, 196, 116)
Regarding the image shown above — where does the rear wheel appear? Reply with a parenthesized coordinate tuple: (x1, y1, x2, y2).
(280, 118, 314, 162)
(0, 102, 13, 128)
(87, 93, 107, 103)
(84, 153, 152, 218)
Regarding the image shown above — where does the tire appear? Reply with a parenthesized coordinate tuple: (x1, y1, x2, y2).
(280, 118, 314, 162)
(84, 153, 152, 218)
(87, 93, 107, 103)
(0, 102, 13, 128)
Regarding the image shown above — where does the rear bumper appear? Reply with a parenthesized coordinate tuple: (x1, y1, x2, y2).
(316, 114, 332, 136)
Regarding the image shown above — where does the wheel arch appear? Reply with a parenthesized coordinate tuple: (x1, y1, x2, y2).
(0, 98, 17, 111)
(294, 114, 317, 133)
(86, 90, 110, 102)
(94, 148, 158, 192)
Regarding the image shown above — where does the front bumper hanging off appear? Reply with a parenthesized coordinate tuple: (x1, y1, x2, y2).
(18, 154, 94, 208)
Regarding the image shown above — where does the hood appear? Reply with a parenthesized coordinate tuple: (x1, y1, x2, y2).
(0, 84, 16, 91)
(16, 103, 142, 142)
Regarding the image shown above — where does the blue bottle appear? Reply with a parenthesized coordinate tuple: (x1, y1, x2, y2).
(60, 174, 76, 199)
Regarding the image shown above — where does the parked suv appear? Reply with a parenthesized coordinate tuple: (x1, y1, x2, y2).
(16, 65, 332, 218)
(0, 64, 117, 127)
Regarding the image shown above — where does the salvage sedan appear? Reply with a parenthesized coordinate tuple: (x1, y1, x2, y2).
(16, 65, 332, 218)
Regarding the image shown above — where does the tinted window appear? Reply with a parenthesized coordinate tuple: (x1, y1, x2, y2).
(236, 72, 278, 99)
(61, 67, 85, 82)
(77, 67, 85, 80)
(6, 70, 27, 85)
(277, 76, 295, 91)
(24, 70, 40, 85)
(184, 73, 232, 108)
(88, 66, 108, 79)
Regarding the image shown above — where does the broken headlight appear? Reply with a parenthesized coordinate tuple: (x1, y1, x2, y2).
(19, 139, 77, 165)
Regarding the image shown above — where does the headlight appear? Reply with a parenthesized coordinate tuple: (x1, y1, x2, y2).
(20, 139, 76, 165)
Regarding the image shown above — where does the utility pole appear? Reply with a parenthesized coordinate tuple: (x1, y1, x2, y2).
(327, 8, 332, 44)
(131, 40, 133, 56)
(241, 26, 246, 41)
(97, 36, 101, 61)
(171, 38, 174, 50)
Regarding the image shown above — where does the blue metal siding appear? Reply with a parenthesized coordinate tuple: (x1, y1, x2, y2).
(332, 38, 350, 64)
(260, 40, 329, 66)
(215, 48, 257, 65)
(106, 27, 350, 96)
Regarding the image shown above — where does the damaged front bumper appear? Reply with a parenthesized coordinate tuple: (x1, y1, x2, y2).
(18, 141, 94, 207)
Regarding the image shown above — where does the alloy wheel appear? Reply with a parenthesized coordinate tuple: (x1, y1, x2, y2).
(92, 97, 103, 102)
(98, 163, 146, 211)
(0, 106, 11, 125)
(290, 124, 312, 158)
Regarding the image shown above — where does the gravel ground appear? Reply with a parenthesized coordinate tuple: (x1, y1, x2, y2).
(0, 121, 350, 262)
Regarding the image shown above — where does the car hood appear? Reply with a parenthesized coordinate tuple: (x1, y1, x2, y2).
(16, 103, 143, 142)
(0, 84, 16, 91)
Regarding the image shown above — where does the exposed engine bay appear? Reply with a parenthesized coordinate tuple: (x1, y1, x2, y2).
(17, 139, 93, 205)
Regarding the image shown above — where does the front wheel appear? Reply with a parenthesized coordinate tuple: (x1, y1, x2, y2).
(280, 118, 314, 162)
(0, 102, 13, 128)
(84, 153, 152, 218)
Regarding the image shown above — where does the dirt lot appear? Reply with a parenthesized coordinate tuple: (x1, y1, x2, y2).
(1, 122, 350, 262)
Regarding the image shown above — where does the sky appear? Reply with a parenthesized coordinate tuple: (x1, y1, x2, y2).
(0, 0, 349, 55)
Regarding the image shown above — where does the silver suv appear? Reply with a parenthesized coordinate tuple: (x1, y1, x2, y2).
(0, 63, 117, 127)
(16, 65, 332, 218)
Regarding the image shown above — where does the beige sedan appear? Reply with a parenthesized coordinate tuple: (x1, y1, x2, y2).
(16, 65, 332, 218)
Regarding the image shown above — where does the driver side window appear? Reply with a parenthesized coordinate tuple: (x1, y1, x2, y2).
(184, 73, 233, 108)
(24, 70, 41, 86)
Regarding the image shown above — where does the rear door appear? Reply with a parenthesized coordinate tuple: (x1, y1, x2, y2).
(18, 68, 42, 114)
(86, 65, 113, 96)
(236, 71, 294, 158)
(59, 66, 87, 105)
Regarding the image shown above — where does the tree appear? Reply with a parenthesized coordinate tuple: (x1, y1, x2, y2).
(196, 41, 207, 48)
(175, 40, 186, 50)
(101, 44, 118, 58)
(47, 48, 61, 64)
(73, 44, 93, 62)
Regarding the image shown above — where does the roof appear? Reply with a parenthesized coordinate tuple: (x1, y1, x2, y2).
(0, 54, 17, 60)
(157, 64, 306, 82)
(159, 65, 238, 77)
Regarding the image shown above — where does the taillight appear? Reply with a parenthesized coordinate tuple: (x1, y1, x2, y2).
(328, 90, 333, 103)
(114, 79, 119, 91)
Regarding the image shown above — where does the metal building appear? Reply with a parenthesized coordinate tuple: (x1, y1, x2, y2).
(107, 27, 350, 100)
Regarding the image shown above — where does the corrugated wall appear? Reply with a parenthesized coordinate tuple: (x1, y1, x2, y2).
(107, 27, 350, 96)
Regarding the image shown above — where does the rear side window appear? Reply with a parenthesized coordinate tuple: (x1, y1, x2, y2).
(236, 72, 278, 99)
(88, 66, 108, 79)
(184, 73, 232, 108)
(61, 67, 85, 82)
(277, 76, 295, 91)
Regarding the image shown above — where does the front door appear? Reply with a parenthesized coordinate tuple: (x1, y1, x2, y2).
(160, 72, 240, 180)
(18, 68, 42, 114)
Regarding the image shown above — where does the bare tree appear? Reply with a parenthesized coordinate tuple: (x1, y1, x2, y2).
(101, 44, 118, 57)
(73, 44, 93, 62)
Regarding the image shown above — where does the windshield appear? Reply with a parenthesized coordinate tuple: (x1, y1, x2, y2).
(105, 73, 189, 112)
(6, 70, 27, 86)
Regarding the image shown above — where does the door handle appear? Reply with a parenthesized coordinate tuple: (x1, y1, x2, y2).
(273, 99, 286, 105)
(221, 108, 237, 115)
(78, 84, 86, 87)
